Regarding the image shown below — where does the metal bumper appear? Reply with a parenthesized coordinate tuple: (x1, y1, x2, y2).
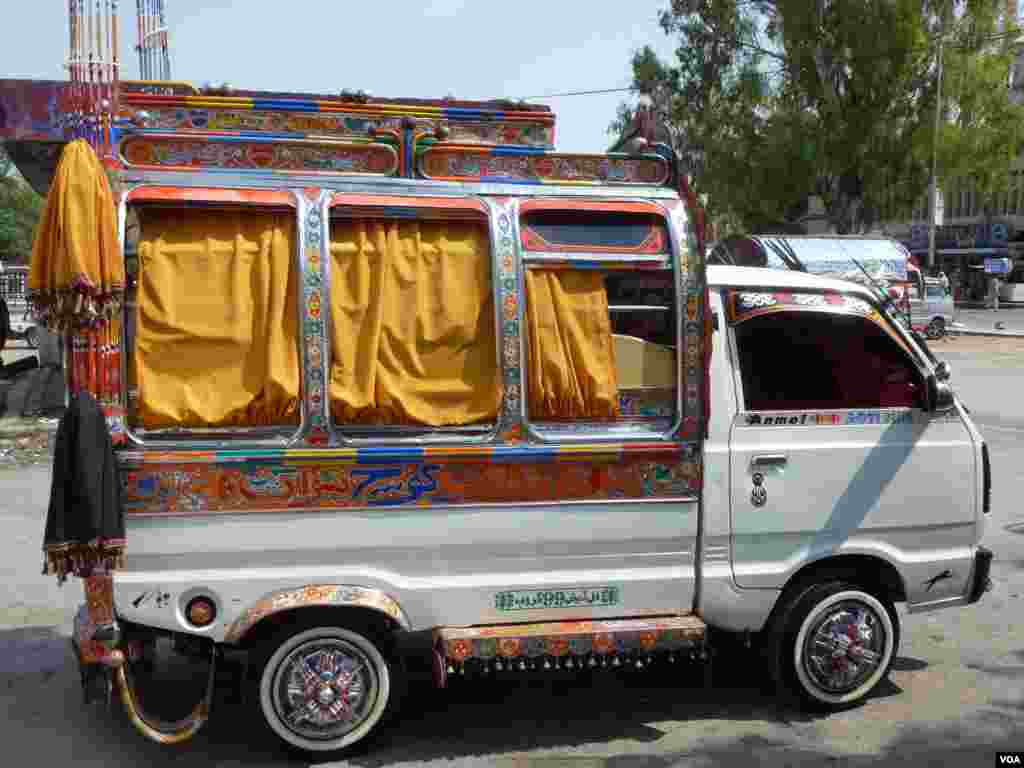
(907, 546, 994, 614)
(72, 603, 217, 745)
(966, 546, 994, 605)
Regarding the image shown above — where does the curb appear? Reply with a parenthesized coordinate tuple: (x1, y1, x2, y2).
(948, 328, 1024, 339)
(0, 420, 61, 438)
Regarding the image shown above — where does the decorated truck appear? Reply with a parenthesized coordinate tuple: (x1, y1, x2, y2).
(3, 66, 991, 761)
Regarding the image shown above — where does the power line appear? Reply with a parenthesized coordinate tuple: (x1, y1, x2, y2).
(519, 86, 635, 100)
(520, 28, 1024, 101)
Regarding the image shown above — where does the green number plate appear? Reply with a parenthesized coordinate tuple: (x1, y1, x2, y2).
(494, 586, 620, 612)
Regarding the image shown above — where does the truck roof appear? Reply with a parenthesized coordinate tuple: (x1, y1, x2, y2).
(707, 264, 877, 301)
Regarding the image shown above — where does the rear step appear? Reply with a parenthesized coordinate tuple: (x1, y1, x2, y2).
(433, 615, 706, 685)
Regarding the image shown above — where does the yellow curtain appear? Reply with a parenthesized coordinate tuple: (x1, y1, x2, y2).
(329, 219, 499, 426)
(28, 139, 123, 330)
(525, 269, 620, 420)
(133, 209, 300, 429)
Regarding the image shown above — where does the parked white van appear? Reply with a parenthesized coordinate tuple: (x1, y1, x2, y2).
(19, 85, 992, 759)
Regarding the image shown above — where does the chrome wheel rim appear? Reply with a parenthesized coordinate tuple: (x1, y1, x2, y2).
(270, 638, 380, 742)
(800, 599, 888, 696)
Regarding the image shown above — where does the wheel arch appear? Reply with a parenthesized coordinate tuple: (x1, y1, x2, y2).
(223, 584, 412, 649)
(764, 553, 906, 632)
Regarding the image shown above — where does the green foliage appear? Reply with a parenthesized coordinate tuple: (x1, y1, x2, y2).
(617, 0, 1021, 236)
(929, 8, 1024, 218)
(0, 145, 43, 265)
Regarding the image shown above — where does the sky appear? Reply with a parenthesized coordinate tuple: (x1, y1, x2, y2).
(0, 0, 680, 153)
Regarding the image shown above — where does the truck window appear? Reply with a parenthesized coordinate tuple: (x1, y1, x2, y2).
(521, 209, 668, 253)
(523, 266, 677, 431)
(327, 217, 499, 432)
(734, 311, 926, 411)
(128, 207, 301, 430)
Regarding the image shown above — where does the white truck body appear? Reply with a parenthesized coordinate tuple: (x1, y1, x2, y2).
(112, 265, 989, 643)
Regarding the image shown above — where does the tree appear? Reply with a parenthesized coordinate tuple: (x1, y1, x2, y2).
(614, 0, 1022, 236)
(0, 145, 44, 265)
(930, 5, 1024, 230)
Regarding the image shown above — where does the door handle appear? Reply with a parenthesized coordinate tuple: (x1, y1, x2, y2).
(751, 454, 788, 469)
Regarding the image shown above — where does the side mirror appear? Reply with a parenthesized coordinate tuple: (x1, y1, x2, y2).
(935, 360, 951, 382)
(926, 375, 956, 414)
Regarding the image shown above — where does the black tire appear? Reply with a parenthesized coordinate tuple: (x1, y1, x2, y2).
(24, 326, 39, 349)
(249, 623, 402, 759)
(767, 581, 899, 712)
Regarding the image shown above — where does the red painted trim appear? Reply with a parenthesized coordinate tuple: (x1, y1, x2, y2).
(519, 199, 666, 216)
(518, 200, 669, 254)
(126, 187, 296, 206)
(330, 194, 489, 214)
(521, 224, 667, 255)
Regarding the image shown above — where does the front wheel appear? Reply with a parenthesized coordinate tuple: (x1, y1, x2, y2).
(769, 582, 899, 711)
(254, 625, 397, 758)
(24, 326, 39, 349)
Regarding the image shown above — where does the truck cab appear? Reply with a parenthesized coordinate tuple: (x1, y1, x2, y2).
(700, 264, 991, 706)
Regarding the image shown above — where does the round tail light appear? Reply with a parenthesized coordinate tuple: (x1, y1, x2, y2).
(185, 596, 216, 627)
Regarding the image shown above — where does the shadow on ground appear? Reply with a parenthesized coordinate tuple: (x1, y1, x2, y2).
(1, 623, 1019, 768)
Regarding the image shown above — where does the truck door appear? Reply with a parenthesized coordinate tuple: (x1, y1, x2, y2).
(724, 290, 977, 604)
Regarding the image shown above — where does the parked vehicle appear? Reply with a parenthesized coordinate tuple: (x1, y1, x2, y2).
(8, 78, 993, 760)
(999, 263, 1024, 303)
(8, 307, 39, 348)
(909, 277, 956, 339)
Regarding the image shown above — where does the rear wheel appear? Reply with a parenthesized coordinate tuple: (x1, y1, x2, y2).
(926, 317, 945, 340)
(769, 581, 899, 711)
(252, 624, 398, 758)
(24, 326, 39, 349)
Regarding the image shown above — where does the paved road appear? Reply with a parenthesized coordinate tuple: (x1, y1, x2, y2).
(955, 306, 1024, 333)
(0, 338, 1022, 767)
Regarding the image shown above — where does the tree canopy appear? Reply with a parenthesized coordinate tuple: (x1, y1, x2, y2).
(614, 0, 1024, 236)
(0, 145, 43, 265)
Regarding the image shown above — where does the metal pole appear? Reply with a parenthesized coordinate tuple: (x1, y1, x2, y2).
(927, 4, 947, 272)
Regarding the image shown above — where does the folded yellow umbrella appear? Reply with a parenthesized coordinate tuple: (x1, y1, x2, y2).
(28, 139, 123, 331)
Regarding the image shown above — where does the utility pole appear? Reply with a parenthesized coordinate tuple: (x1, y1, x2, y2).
(927, 2, 947, 272)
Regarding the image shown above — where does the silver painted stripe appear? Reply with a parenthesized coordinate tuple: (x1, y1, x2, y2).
(115, 565, 690, 590)
(125, 495, 699, 520)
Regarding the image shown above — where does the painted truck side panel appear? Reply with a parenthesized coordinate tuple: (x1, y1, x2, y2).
(114, 498, 698, 640)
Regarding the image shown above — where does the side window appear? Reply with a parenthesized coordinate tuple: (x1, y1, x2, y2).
(126, 206, 301, 432)
(519, 204, 680, 438)
(327, 216, 499, 435)
(523, 266, 677, 433)
(734, 311, 926, 411)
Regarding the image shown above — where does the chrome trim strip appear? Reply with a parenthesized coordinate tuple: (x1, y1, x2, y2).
(124, 495, 700, 519)
(117, 170, 680, 199)
(906, 595, 969, 614)
(522, 251, 671, 265)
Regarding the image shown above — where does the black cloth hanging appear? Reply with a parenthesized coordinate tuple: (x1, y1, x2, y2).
(42, 391, 125, 584)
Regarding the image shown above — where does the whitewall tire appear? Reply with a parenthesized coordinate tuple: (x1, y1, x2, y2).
(256, 625, 394, 756)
